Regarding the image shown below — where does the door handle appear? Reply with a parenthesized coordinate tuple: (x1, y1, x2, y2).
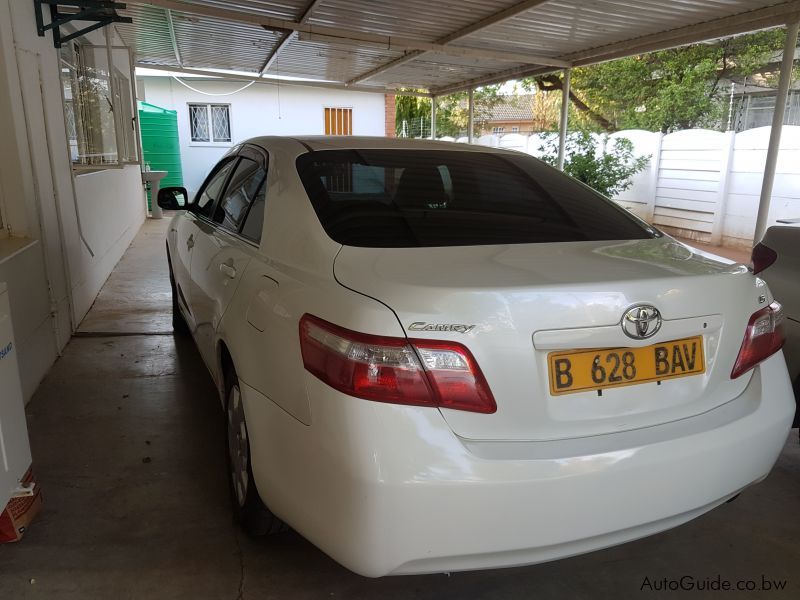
(219, 262, 237, 279)
(186, 234, 194, 250)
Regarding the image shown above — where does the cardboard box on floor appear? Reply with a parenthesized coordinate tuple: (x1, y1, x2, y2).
(0, 467, 42, 543)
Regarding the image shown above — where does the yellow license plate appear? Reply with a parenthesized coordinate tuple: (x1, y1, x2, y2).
(548, 336, 705, 396)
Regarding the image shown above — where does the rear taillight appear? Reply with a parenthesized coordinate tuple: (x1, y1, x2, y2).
(299, 314, 496, 413)
(731, 302, 785, 379)
(751, 242, 778, 274)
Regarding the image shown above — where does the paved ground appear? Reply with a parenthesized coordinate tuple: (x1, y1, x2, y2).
(1, 219, 797, 599)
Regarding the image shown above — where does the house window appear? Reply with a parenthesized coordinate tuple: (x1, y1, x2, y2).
(325, 107, 352, 135)
(190, 104, 231, 143)
(59, 41, 138, 167)
(492, 126, 505, 134)
(511, 126, 520, 133)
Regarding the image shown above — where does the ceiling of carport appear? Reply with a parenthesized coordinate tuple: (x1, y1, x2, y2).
(118, 0, 800, 95)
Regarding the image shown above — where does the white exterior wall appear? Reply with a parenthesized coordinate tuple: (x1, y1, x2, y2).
(0, 0, 145, 400)
(140, 77, 386, 195)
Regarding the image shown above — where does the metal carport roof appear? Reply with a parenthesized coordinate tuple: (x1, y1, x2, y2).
(120, 1, 800, 96)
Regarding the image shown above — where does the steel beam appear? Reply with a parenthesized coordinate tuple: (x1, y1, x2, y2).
(468, 88, 474, 143)
(432, 2, 800, 96)
(134, 63, 433, 97)
(557, 69, 570, 171)
(431, 96, 437, 139)
(754, 20, 800, 243)
(299, 31, 565, 67)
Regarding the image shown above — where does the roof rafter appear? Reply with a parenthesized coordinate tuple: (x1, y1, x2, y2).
(346, 0, 553, 85)
(259, 0, 322, 75)
(164, 8, 181, 67)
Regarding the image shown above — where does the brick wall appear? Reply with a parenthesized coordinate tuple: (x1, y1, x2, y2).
(384, 93, 396, 137)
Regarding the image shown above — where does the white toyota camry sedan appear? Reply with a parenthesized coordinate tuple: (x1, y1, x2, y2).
(158, 136, 794, 577)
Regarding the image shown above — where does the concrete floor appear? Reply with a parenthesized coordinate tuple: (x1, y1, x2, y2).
(1, 218, 798, 599)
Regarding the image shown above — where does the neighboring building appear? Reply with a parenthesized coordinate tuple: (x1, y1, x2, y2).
(728, 87, 800, 131)
(138, 74, 392, 195)
(474, 93, 562, 136)
(480, 94, 536, 135)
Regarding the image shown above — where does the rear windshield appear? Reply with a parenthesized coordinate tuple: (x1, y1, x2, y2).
(296, 149, 656, 248)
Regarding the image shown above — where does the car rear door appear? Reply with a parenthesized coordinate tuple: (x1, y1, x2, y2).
(189, 146, 268, 368)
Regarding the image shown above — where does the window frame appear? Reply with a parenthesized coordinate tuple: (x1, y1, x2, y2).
(58, 36, 140, 171)
(324, 107, 353, 136)
(191, 145, 269, 248)
(188, 103, 233, 146)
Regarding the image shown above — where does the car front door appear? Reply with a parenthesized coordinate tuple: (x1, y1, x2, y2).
(171, 157, 238, 333)
(189, 146, 268, 370)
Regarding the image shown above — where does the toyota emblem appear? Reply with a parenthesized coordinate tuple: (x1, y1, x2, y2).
(621, 305, 662, 339)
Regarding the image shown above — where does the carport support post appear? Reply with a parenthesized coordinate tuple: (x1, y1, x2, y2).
(468, 88, 474, 143)
(557, 68, 571, 171)
(431, 95, 437, 139)
(754, 20, 799, 243)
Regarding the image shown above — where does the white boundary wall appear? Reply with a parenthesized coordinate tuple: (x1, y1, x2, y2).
(469, 126, 800, 249)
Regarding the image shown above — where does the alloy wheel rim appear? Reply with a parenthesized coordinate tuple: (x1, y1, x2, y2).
(227, 385, 249, 507)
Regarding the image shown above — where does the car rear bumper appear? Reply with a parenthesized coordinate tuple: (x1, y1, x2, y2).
(240, 353, 795, 577)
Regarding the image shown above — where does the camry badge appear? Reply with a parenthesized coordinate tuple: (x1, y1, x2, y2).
(408, 322, 476, 334)
(621, 305, 662, 340)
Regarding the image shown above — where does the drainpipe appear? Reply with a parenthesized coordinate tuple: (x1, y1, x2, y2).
(753, 20, 799, 243)
(557, 68, 571, 171)
(468, 88, 474, 144)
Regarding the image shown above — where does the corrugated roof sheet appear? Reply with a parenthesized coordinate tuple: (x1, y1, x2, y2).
(117, 0, 799, 94)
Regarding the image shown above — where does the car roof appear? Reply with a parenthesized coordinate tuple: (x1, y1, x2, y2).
(244, 135, 518, 155)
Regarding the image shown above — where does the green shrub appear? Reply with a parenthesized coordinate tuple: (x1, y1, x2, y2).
(539, 132, 649, 197)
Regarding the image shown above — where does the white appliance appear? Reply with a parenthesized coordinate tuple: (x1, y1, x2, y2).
(0, 282, 32, 508)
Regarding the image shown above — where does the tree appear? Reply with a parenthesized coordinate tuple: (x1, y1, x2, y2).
(522, 29, 795, 133)
(538, 132, 649, 197)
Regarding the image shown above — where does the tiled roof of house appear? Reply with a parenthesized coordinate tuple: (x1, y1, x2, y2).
(488, 95, 535, 122)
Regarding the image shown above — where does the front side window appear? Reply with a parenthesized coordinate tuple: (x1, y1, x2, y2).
(190, 104, 231, 143)
(195, 159, 237, 219)
(214, 158, 267, 234)
(296, 149, 656, 248)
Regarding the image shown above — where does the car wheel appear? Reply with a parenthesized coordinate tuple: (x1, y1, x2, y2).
(168, 257, 190, 336)
(224, 365, 286, 536)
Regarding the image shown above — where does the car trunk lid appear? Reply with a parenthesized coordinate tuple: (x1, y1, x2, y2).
(334, 237, 760, 441)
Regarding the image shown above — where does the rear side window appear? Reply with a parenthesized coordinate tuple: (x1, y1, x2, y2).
(241, 190, 266, 243)
(296, 150, 655, 248)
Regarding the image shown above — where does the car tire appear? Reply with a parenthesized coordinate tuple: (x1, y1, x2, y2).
(167, 253, 190, 336)
(224, 364, 287, 536)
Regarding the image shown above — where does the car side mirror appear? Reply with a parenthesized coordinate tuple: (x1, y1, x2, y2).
(157, 187, 188, 210)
